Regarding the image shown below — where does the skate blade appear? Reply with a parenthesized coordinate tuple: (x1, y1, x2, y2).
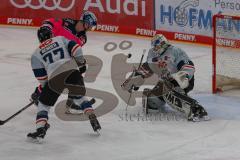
(92, 125, 101, 132)
(201, 115, 211, 121)
(95, 129, 101, 136)
(189, 116, 211, 122)
(191, 117, 200, 122)
(26, 137, 44, 144)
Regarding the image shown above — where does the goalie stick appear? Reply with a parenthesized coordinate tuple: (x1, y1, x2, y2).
(124, 49, 146, 111)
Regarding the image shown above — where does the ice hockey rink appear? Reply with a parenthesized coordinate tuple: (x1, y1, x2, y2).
(0, 27, 240, 160)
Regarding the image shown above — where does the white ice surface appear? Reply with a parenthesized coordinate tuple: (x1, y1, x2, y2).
(0, 27, 240, 160)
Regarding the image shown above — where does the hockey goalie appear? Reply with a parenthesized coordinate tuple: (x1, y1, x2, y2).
(121, 34, 210, 122)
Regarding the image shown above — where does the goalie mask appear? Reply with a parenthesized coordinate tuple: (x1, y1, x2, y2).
(80, 11, 97, 31)
(151, 34, 170, 54)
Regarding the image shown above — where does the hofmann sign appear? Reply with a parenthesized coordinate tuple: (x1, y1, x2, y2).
(155, 0, 240, 37)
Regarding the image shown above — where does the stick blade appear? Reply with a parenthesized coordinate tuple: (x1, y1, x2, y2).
(0, 120, 5, 125)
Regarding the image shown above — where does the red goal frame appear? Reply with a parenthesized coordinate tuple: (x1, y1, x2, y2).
(212, 14, 240, 93)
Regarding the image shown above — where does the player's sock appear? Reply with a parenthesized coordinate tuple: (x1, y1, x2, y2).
(66, 96, 93, 114)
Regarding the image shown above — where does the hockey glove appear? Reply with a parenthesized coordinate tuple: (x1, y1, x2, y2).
(171, 71, 189, 89)
(79, 65, 86, 74)
(121, 70, 144, 93)
(161, 69, 173, 81)
(78, 34, 87, 46)
(31, 85, 43, 106)
(74, 57, 87, 74)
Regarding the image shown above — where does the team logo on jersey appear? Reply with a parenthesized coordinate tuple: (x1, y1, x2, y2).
(10, 0, 75, 11)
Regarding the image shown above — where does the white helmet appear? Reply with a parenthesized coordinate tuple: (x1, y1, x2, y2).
(151, 34, 170, 54)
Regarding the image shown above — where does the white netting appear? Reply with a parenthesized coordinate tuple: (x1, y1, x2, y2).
(215, 15, 240, 91)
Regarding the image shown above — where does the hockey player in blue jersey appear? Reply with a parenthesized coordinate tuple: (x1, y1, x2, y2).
(28, 27, 101, 141)
(122, 34, 209, 122)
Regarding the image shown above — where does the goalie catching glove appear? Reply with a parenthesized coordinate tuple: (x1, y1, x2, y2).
(161, 70, 189, 89)
(171, 71, 189, 89)
(121, 70, 144, 92)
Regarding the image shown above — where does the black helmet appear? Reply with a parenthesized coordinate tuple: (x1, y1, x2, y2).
(37, 26, 52, 42)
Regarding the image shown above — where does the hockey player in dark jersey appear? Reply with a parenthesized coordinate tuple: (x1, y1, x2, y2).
(122, 34, 210, 122)
(40, 11, 97, 46)
(28, 27, 101, 142)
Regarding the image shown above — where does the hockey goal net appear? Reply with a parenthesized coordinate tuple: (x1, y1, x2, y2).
(212, 14, 240, 93)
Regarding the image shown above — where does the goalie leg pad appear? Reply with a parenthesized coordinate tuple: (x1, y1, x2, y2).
(162, 85, 209, 121)
(142, 87, 166, 114)
(162, 86, 192, 118)
(163, 92, 191, 117)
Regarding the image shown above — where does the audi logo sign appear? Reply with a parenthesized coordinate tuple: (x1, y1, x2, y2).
(10, 0, 75, 11)
(1, 0, 154, 35)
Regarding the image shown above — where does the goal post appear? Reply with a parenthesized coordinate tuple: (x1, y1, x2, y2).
(212, 14, 240, 93)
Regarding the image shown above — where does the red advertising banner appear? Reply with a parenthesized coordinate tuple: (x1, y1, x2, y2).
(0, 0, 154, 33)
(0, 0, 212, 45)
(134, 28, 212, 45)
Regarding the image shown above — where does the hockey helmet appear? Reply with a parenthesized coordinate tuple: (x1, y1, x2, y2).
(37, 26, 52, 43)
(80, 11, 97, 31)
(151, 34, 170, 54)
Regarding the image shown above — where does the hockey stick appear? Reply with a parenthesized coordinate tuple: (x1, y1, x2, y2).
(125, 49, 147, 111)
(0, 101, 34, 126)
(137, 49, 146, 70)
